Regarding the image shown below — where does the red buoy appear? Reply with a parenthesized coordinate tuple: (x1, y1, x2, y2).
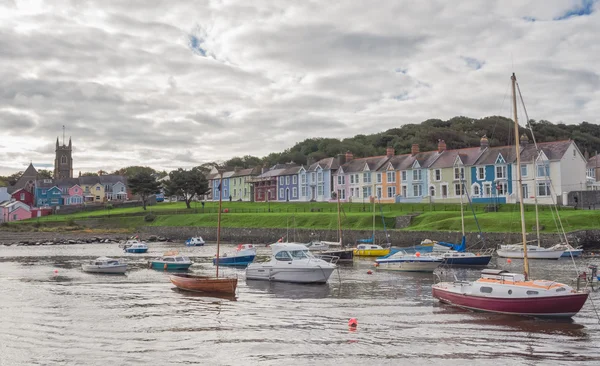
(348, 318, 358, 328)
(507, 259, 512, 264)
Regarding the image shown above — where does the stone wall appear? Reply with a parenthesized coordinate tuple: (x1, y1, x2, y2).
(395, 214, 420, 229)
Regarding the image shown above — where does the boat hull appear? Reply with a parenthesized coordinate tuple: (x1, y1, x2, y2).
(432, 286, 589, 318)
(213, 254, 256, 267)
(353, 248, 390, 257)
(125, 248, 148, 253)
(318, 249, 354, 262)
(496, 249, 563, 259)
(170, 274, 237, 295)
(246, 266, 335, 284)
(150, 262, 192, 270)
(561, 249, 583, 257)
(82, 265, 127, 274)
(442, 255, 492, 266)
(376, 260, 441, 272)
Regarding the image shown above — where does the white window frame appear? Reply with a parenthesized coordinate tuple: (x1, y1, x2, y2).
(413, 169, 422, 181)
(376, 173, 382, 184)
(537, 182, 551, 197)
(387, 186, 396, 198)
(413, 184, 422, 197)
(495, 165, 507, 180)
(477, 166, 485, 180)
(520, 164, 528, 178)
(401, 171, 407, 181)
(472, 184, 480, 197)
(292, 187, 297, 198)
(376, 186, 382, 198)
(434, 169, 441, 182)
(387, 171, 396, 183)
(454, 167, 464, 180)
(293, 175, 297, 184)
(497, 182, 508, 196)
(279, 188, 284, 198)
(401, 185, 407, 197)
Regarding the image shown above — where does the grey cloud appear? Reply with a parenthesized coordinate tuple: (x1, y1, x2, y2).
(0, 109, 37, 131)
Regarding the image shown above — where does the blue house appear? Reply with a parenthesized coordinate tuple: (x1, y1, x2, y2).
(35, 179, 64, 207)
(299, 157, 340, 202)
(470, 145, 515, 204)
(210, 170, 233, 201)
(277, 166, 301, 201)
(397, 145, 440, 203)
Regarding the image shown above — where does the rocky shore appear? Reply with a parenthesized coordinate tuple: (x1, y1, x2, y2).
(0, 233, 172, 247)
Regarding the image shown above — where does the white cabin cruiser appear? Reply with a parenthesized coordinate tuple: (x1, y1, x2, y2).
(497, 244, 564, 259)
(304, 240, 329, 251)
(82, 257, 128, 274)
(246, 243, 338, 284)
(375, 251, 442, 272)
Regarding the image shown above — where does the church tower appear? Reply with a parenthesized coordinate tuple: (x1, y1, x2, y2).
(54, 136, 73, 179)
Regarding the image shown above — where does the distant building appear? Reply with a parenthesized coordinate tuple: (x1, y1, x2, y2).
(54, 137, 73, 179)
(0, 200, 32, 222)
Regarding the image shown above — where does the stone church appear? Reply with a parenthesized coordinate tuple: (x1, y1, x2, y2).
(54, 137, 73, 179)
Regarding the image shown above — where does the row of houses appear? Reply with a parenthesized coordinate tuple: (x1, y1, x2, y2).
(208, 136, 591, 205)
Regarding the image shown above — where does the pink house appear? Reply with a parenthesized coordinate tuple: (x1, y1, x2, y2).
(0, 200, 32, 222)
(67, 185, 84, 205)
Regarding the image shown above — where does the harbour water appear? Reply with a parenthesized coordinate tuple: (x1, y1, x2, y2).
(1, 243, 599, 365)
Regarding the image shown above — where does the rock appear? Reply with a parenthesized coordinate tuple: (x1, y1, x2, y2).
(157, 236, 167, 242)
(148, 235, 158, 242)
(68, 240, 76, 244)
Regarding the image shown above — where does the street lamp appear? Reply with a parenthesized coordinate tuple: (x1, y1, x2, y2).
(267, 188, 271, 212)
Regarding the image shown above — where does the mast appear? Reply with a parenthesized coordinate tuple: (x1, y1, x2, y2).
(460, 172, 465, 237)
(372, 195, 376, 243)
(336, 190, 343, 246)
(216, 171, 223, 277)
(533, 157, 541, 248)
(512, 73, 530, 280)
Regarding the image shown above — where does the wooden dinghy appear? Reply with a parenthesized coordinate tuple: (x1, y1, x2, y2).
(170, 273, 237, 295)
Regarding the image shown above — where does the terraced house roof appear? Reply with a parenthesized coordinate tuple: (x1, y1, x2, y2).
(340, 156, 390, 173)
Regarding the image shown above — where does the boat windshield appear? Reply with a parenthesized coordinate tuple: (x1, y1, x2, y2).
(389, 251, 409, 258)
(289, 250, 311, 259)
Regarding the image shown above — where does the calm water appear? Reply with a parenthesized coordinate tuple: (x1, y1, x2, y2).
(1, 243, 600, 366)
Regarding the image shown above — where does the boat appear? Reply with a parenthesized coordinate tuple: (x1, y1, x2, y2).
(304, 240, 329, 251)
(185, 237, 205, 246)
(82, 257, 127, 274)
(550, 243, 584, 257)
(432, 73, 589, 318)
(496, 244, 564, 259)
(123, 241, 148, 253)
(316, 248, 354, 262)
(246, 243, 338, 283)
(149, 251, 193, 270)
(170, 169, 237, 295)
(312, 193, 354, 262)
(375, 251, 442, 272)
(213, 244, 257, 267)
(353, 244, 390, 257)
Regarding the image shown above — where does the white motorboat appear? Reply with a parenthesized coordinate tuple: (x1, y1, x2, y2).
(549, 243, 583, 257)
(375, 251, 442, 272)
(496, 244, 564, 259)
(123, 241, 149, 253)
(82, 257, 127, 274)
(304, 240, 329, 251)
(246, 243, 338, 284)
(185, 237, 205, 246)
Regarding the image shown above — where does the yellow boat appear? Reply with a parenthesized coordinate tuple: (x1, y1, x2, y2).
(353, 244, 390, 257)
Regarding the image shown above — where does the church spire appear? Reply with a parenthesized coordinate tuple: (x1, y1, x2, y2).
(56, 137, 59, 149)
(68, 137, 72, 148)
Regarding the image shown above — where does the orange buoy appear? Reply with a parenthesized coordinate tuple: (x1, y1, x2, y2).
(415, 252, 421, 257)
(374, 263, 379, 267)
(476, 253, 480, 256)
(164, 263, 168, 270)
(53, 269, 58, 274)
(507, 259, 512, 264)
(348, 318, 358, 328)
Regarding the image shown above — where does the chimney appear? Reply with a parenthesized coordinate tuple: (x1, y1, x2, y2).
(261, 165, 268, 174)
(437, 140, 446, 153)
(307, 156, 315, 166)
(234, 166, 241, 172)
(386, 146, 395, 158)
(345, 150, 354, 162)
(411, 144, 420, 156)
(337, 153, 346, 166)
(520, 134, 529, 146)
(480, 135, 489, 150)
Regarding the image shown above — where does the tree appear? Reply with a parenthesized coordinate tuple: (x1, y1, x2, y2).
(128, 171, 161, 210)
(163, 168, 209, 209)
(81, 172, 99, 177)
(114, 166, 157, 177)
(5, 171, 23, 186)
(37, 169, 53, 179)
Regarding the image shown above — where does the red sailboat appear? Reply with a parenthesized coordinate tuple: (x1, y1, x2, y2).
(170, 169, 238, 295)
(432, 73, 589, 318)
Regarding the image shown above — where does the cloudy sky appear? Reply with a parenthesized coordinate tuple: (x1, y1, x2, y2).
(1, 0, 598, 175)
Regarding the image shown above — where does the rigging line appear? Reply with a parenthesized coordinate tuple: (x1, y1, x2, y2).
(490, 81, 512, 141)
(461, 177, 486, 250)
(516, 81, 539, 149)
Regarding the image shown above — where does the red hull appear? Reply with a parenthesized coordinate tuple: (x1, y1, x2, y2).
(432, 287, 588, 318)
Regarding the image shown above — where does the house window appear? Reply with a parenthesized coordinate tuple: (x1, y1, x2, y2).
(537, 163, 550, 178)
(337, 175, 345, 185)
(387, 186, 396, 198)
(413, 185, 422, 196)
(61, 156, 67, 164)
(362, 187, 372, 198)
(13, 214, 17, 220)
(94, 196, 100, 200)
(279, 176, 284, 184)
(496, 165, 507, 179)
(20, 193, 25, 200)
(318, 172, 323, 182)
(350, 188, 354, 197)
(312, 173, 316, 182)
(301, 186, 307, 197)
(402, 185, 407, 197)
(279, 188, 284, 198)
(434, 169, 441, 181)
(233, 189, 237, 197)
(317, 185, 324, 196)
(286, 176, 290, 185)
(401, 171, 407, 181)
(413, 169, 422, 181)
(521, 164, 528, 177)
(472, 184, 480, 196)
(454, 183, 465, 196)
(484, 183, 492, 197)
(292, 187, 297, 198)
(477, 166, 485, 180)
(537, 182, 551, 196)
(522, 184, 529, 199)
(377, 173, 382, 183)
(376, 186, 382, 198)
(454, 167, 464, 180)
(497, 182, 508, 195)
(363, 172, 371, 184)
(293, 175, 297, 184)
(42, 189, 47, 195)
(354, 174, 359, 183)
(96, 186, 100, 191)
(350, 175, 355, 184)
(339, 189, 346, 200)
(301, 175, 306, 184)
(587, 168, 595, 179)
(387, 171, 396, 183)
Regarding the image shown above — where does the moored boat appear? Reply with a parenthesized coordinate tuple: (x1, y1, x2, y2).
(304, 240, 329, 251)
(170, 273, 238, 294)
(149, 251, 193, 270)
(82, 257, 127, 274)
(246, 243, 338, 284)
(550, 243, 583, 257)
(440, 251, 493, 266)
(317, 248, 354, 262)
(353, 244, 390, 257)
(496, 244, 564, 259)
(376, 251, 442, 272)
(185, 237, 205, 246)
(213, 244, 257, 267)
(123, 241, 148, 253)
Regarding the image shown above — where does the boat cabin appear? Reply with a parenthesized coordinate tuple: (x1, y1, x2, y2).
(357, 244, 384, 250)
(89, 257, 121, 266)
(160, 255, 190, 263)
(237, 244, 255, 251)
(480, 269, 525, 282)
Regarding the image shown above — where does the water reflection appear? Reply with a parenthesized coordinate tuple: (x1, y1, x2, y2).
(170, 287, 237, 302)
(246, 279, 332, 299)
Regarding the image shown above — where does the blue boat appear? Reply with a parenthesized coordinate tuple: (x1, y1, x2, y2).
(185, 237, 205, 246)
(149, 251, 193, 271)
(213, 244, 257, 267)
(123, 240, 148, 253)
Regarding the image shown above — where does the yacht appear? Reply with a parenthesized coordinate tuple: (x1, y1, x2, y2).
(246, 243, 338, 284)
(497, 244, 564, 259)
(375, 251, 442, 272)
(82, 257, 127, 274)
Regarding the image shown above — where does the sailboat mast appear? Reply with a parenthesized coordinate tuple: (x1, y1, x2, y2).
(216, 171, 223, 277)
(512, 73, 530, 280)
(460, 175, 465, 237)
(372, 196, 376, 243)
(533, 157, 541, 248)
(337, 190, 343, 246)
